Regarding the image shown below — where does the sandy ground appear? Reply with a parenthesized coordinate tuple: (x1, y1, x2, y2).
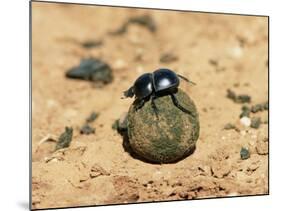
(31, 2, 268, 209)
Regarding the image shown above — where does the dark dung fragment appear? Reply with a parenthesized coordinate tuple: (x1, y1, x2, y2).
(250, 117, 261, 129)
(159, 53, 178, 63)
(81, 40, 103, 49)
(226, 89, 237, 102)
(55, 127, 73, 151)
(236, 95, 251, 103)
(80, 124, 95, 135)
(240, 105, 251, 118)
(226, 89, 251, 104)
(112, 120, 119, 130)
(223, 123, 236, 130)
(65, 58, 113, 84)
(109, 14, 156, 35)
(240, 147, 250, 160)
(251, 101, 268, 113)
(112, 113, 128, 133)
(86, 112, 99, 123)
(251, 104, 263, 113)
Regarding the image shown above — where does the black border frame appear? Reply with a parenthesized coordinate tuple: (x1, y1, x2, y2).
(29, 1, 270, 210)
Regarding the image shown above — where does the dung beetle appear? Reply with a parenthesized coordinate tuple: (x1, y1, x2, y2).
(123, 68, 196, 117)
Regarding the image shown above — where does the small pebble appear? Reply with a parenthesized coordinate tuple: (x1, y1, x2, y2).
(240, 147, 250, 160)
(250, 117, 261, 129)
(240, 116, 251, 127)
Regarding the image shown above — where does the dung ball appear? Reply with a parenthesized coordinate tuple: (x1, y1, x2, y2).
(127, 89, 200, 163)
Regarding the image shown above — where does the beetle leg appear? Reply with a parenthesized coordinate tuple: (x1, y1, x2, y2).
(151, 95, 159, 119)
(170, 93, 195, 117)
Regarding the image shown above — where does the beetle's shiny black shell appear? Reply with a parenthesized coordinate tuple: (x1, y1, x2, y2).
(153, 69, 179, 92)
(133, 73, 153, 99)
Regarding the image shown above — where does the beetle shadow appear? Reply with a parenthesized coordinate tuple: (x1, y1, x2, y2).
(119, 129, 196, 164)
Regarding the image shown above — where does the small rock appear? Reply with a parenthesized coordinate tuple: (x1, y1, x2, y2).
(240, 116, 251, 127)
(55, 127, 73, 151)
(250, 117, 261, 129)
(80, 124, 95, 135)
(240, 147, 250, 160)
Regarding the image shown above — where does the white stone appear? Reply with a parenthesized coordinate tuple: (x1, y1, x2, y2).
(240, 116, 251, 127)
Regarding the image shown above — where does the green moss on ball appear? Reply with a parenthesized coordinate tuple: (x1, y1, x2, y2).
(127, 89, 200, 163)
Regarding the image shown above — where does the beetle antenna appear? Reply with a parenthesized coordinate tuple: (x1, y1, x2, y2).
(122, 86, 135, 99)
(177, 74, 196, 85)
